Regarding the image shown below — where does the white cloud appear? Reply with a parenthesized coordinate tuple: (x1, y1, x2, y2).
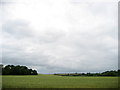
(1, 0, 118, 73)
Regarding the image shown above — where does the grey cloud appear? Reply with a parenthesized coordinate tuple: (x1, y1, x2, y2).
(2, 20, 34, 39)
(36, 28, 66, 44)
(2, 23, 117, 73)
(0, 0, 14, 5)
(1, 0, 118, 73)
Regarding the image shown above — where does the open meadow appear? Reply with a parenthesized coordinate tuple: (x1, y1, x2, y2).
(2, 74, 118, 88)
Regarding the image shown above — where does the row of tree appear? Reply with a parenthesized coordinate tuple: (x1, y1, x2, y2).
(54, 70, 120, 76)
(2, 65, 38, 75)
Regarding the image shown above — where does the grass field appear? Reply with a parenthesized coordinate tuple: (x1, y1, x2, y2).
(2, 74, 118, 88)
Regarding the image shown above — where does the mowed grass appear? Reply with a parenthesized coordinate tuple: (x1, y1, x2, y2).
(2, 74, 118, 88)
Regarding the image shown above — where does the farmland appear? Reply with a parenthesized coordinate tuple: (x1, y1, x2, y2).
(2, 74, 118, 88)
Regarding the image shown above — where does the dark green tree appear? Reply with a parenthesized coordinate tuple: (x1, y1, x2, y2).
(2, 65, 38, 75)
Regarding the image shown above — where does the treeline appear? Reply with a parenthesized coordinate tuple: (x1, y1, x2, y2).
(54, 70, 120, 76)
(2, 65, 38, 75)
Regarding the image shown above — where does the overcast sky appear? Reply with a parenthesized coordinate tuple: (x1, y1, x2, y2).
(1, 0, 118, 73)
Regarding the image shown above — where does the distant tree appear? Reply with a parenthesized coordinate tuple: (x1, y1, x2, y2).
(2, 65, 38, 75)
(54, 70, 119, 77)
(32, 70, 38, 75)
(118, 69, 120, 76)
(101, 70, 118, 76)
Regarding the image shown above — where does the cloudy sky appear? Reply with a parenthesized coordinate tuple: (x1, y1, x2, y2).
(1, 0, 118, 73)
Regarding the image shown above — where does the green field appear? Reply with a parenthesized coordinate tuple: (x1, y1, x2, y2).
(2, 74, 118, 88)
